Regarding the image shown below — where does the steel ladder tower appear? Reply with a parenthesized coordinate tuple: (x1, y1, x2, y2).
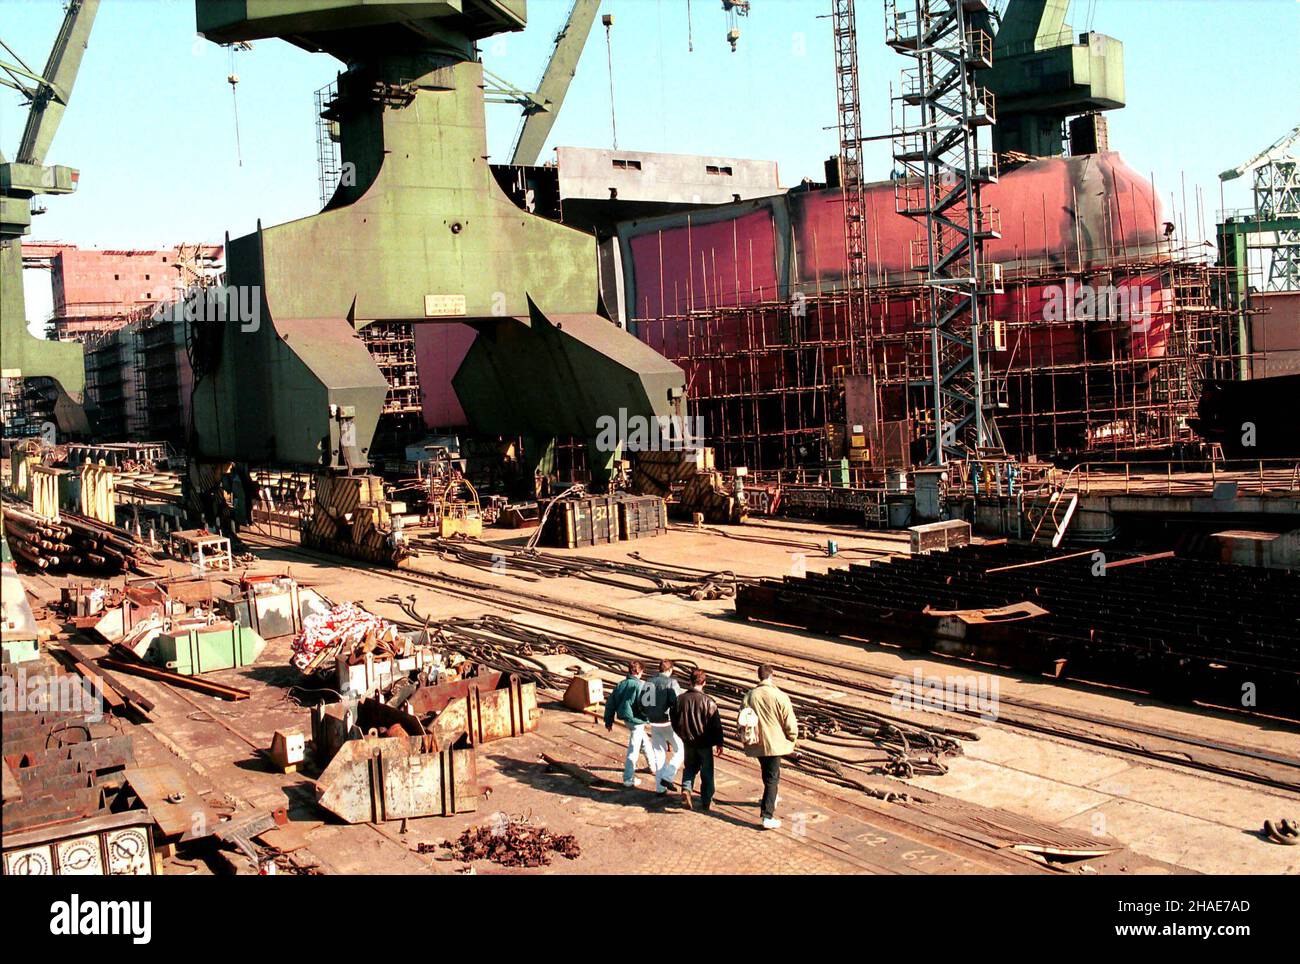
(887, 0, 1000, 464)
(832, 0, 869, 377)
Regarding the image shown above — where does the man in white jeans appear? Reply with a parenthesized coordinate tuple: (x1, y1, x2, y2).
(642, 659, 684, 793)
(603, 660, 654, 786)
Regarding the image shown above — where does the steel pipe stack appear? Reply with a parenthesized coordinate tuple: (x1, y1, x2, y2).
(2, 501, 158, 574)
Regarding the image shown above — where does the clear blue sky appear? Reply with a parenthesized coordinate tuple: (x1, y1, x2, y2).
(6, 0, 1298, 323)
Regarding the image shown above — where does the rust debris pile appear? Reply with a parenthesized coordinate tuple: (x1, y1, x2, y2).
(440, 815, 580, 868)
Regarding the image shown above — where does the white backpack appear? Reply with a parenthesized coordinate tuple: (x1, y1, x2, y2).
(737, 706, 760, 747)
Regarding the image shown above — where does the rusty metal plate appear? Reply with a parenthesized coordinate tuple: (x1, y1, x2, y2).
(123, 764, 218, 841)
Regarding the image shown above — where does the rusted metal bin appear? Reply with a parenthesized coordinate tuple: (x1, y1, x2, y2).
(909, 519, 972, 553)
(405, 671, 541, 745)
(315, 733, 478, 823)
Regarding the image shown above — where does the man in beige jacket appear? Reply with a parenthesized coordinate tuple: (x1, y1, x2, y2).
(741, 664, 798, 829)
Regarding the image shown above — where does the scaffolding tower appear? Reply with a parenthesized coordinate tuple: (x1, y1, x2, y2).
(832, 0, 870, 380)
(315, 82, 342, 209)
(887, 0, 1000, 463)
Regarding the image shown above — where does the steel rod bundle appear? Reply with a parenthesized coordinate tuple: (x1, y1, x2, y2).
(737, 543, 1300, 717)
(2, 499, 161, 575)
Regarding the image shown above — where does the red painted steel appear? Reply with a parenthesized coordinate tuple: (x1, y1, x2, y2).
(627, 208, 780, 319)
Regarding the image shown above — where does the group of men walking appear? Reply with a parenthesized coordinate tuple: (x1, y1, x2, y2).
(603, 658, 799, 829)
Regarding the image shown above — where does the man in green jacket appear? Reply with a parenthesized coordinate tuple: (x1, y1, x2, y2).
(604, 660, 653, 787)
(742, 664, 798, 829)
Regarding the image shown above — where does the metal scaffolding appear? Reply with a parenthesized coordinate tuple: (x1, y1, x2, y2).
(886, 0, 1000, 463)
(636, 243, 1231, 474)
(831, 0, 870, 380)
(359, 321, 422, 416)
(359, 320, 425, 454)
(315, 81, 342, 209)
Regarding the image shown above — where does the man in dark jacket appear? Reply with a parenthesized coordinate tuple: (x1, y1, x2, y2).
(604, 660, 652, 787)
(670, 669, 725, 812)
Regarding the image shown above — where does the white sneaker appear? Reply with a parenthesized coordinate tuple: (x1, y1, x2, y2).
(762, 817, 782, 830)
(624, 778, 641, 788)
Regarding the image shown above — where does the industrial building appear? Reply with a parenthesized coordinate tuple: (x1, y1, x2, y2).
(0, 0, 1297, 906)
(23, 241, 223, 343)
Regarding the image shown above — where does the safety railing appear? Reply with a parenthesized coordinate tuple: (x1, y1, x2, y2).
(1074, 458, 1300, 496)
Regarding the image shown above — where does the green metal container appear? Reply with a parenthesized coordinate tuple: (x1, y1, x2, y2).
(145, 622, 265, 676)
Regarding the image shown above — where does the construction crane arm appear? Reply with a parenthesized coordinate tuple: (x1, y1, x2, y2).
(15, 0, 100, 166)
(1220, 123, 1300, 181)
(509, 0, 602, 166)
(0, 38, 49, 98)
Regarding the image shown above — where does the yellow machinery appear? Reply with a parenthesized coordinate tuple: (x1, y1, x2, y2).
(439, 479, 483, 539)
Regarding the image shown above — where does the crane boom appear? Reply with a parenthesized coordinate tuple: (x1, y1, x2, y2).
(15, 0, 100, 166)
(0, 0, 100, 432)
(1220, 123, 1300, 181)
(509, 0, 602, 166)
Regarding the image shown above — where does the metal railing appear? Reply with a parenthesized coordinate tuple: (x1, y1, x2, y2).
(1074, 458, 1300, 496)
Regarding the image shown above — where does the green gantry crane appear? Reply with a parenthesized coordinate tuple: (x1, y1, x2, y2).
(190, 1, 685, 479)
(977, 0, 1124, 157)
(0, 0, 100, 437)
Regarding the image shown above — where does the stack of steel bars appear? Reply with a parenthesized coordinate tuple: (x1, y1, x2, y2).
(3, 505, 74, 569)
(2, 501, 160, 574)
(737, 543, 1300, 717)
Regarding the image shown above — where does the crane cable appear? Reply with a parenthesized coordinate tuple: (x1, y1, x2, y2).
(603, 15, 617, 150)
(227, 44, 245, 166)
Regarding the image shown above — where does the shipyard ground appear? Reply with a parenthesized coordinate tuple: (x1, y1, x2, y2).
(18, 519, 1300, 876)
